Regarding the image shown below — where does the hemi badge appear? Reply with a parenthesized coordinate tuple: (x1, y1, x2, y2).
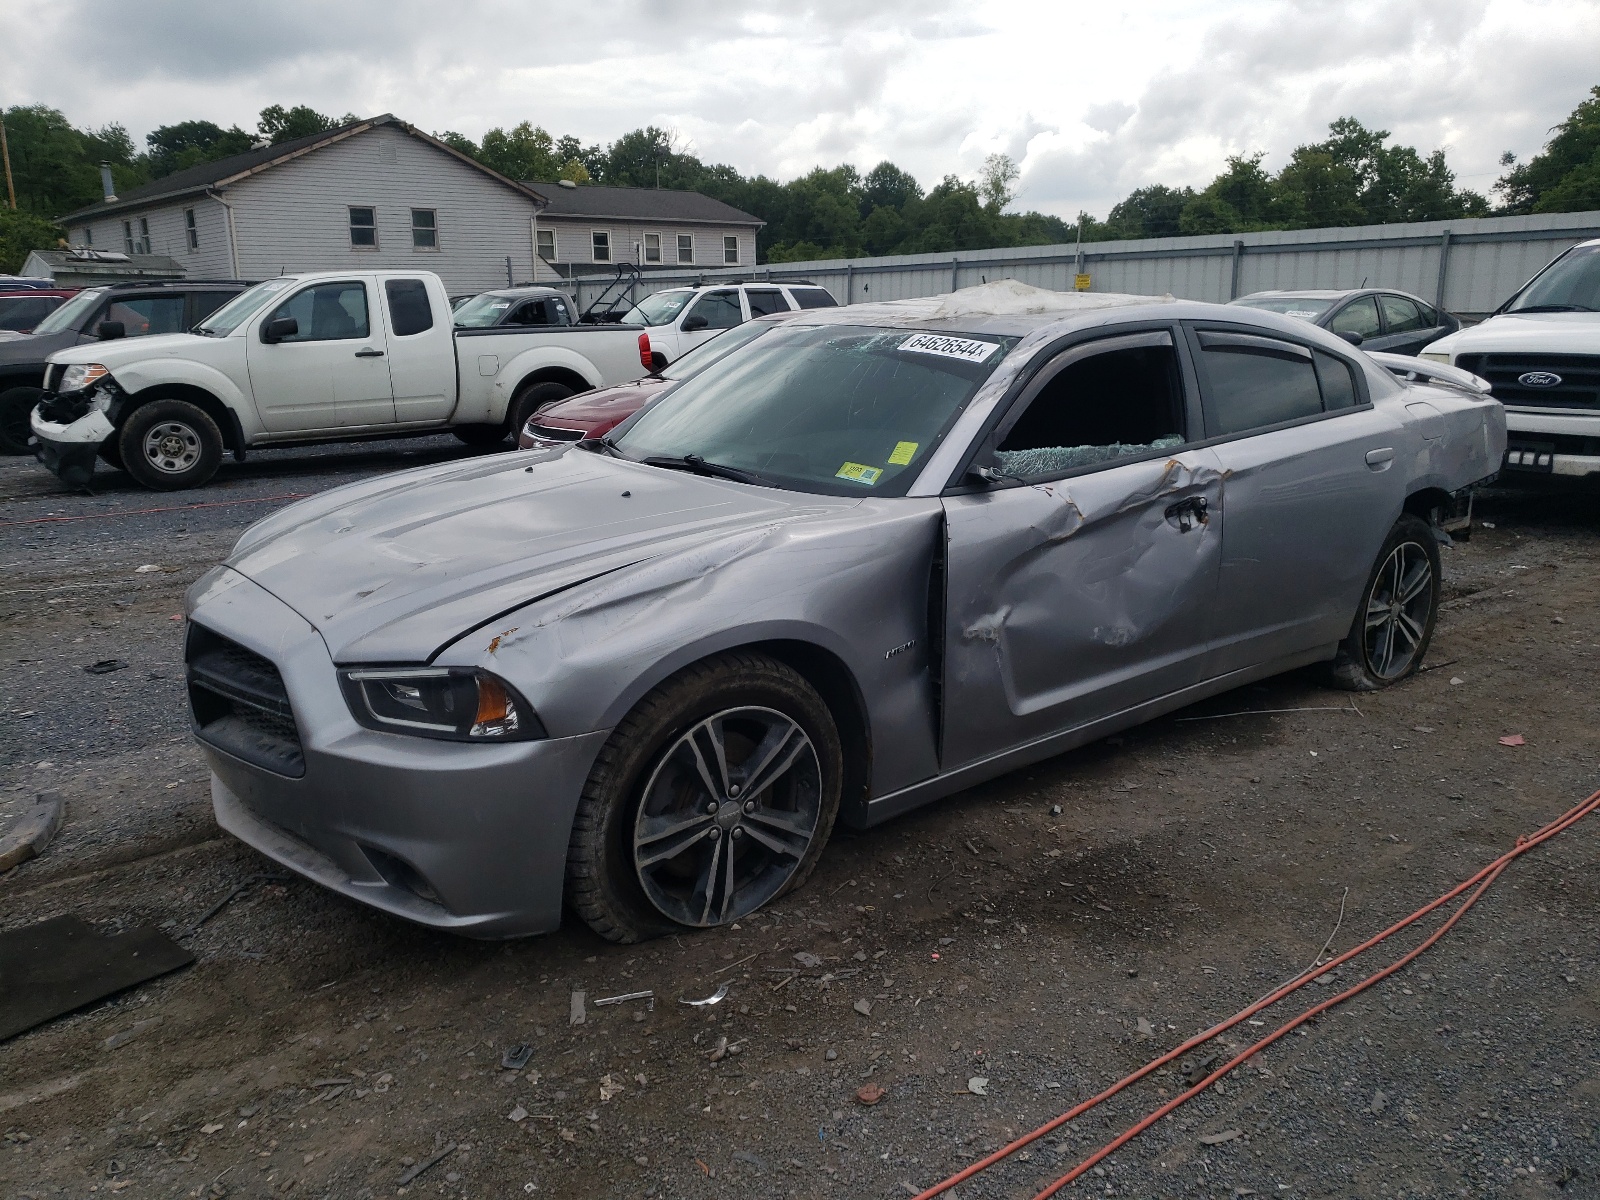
(885, 639, 916, 660)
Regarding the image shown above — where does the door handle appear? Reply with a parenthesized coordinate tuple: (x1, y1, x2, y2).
(1365, 447, 1395, 469)
(1163, 496, 1209, 532)
(354, 348, 385, 358)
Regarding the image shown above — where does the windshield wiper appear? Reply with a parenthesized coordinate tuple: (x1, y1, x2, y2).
(1511, 304, 1596, 313)
(641, 453, 763, 484)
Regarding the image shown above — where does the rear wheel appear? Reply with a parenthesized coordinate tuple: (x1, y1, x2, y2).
(567, 652, 842, 943)
(1326, 514, 1440, 690)
(452, 423, 510, 447)
(508, 382, 574, 443)
(0, 386, 42, 455)
(118, 399, 223, 491)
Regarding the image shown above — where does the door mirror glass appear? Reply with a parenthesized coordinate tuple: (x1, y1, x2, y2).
(262, 316, 299, 342)
(96, 320, 126, 340)
(1336, 330, 1364, 347)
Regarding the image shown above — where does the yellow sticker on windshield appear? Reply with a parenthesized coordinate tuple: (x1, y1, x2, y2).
(888, 441, 919, 466)
(836, 461, 883, 485)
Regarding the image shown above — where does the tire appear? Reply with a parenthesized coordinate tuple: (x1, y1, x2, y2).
(508, 382, 574, 443)
(98, 439, 125, 470)
(452, 423, 511, 447)
(0, 386, 42, 456)
(567, 651, 843, 943)
(1326, 513, 1441, 691)
(117, 399, 224, 491)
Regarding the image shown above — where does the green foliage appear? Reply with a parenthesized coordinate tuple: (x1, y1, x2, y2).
(2, 104, 147, 217)
(257, 104, 354, 145)
(0, 206, 64, 274)
(145, 120, 253, 179)
(1496, 86, 1600, 214)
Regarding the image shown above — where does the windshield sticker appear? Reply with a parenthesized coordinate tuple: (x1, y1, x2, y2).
(1285, 309, 1320, 319)
(489, 302, 511, 309)
(836, 462, 883, 485)
(899, 333, 1000, 363)
(887, 441, 919, 466)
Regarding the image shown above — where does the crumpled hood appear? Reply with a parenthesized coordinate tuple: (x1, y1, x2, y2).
(225, 449, 855, 662)
(1431, 311, 1600, 359)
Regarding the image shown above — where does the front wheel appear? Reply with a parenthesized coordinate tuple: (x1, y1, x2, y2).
(118, 399, 224, 491)
(0, 386, 42, 455)
(1326, 514, 1441, 690)
(567, 652, 843, 943)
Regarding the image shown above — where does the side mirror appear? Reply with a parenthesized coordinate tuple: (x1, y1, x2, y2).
(681, 314, 708, 332)
(262, 316, 298, 343)
(96, 320, 125, 340)
(1336, 330, 1364, 347)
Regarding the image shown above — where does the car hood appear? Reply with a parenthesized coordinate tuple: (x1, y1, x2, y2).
(0, 329, 74, 365)
(223, 448, 857, 662)
(534, 377, 672, 432)
(1430, 312, 1600, 359)
(48, 331, 216, 367)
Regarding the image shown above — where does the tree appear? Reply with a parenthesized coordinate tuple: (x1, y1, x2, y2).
(478, 122, 559, 180)
(861, 161, 922, 215)
(1496, 85, 1600, 214)
(1106, 184, 1194, 239)
(979, 153, 1019, 212)
(0, 104, 146, 217)
(256, 104, 349, 144)
(0, 207, 63, 273)
(145, 120, 253, 178)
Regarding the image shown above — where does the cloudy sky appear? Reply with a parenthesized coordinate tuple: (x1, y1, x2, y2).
(3, 0, 1597, 217)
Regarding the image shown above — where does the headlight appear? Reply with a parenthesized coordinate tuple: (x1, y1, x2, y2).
(59, 363, 110, 392)
(338, 667, 545, 741)
(1420, 352, 1450, 364)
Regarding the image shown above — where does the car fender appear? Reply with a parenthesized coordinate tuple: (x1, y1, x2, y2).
(110, 357, 258, 435)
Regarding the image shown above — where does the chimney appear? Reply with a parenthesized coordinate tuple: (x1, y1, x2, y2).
(99, 162, 117, 203)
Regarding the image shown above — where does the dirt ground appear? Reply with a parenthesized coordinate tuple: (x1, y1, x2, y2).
(1, 443, 1597, 1200)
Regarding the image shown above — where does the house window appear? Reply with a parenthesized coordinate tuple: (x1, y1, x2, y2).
(349, 206, 377, 248)
(82, 227, 92, 246)
(643, 233, 661, 263)
(411, 209, 437, 251)
(137, 218, 151, 255)
(724, 235, 739, 265)
(592, 231, 611, 263)
(123, 220, 134, 254)
(536, 228, 556, 260)
(677, 233, 694, 264)
(185, 208, 199, 250)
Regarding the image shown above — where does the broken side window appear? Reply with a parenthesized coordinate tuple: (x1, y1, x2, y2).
(994, 340, 1187, 480)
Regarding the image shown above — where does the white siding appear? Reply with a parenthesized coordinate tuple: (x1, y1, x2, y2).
(225, 125, 538, 291)
(535, 217, 757, 281)
(69, 197, 234, 279)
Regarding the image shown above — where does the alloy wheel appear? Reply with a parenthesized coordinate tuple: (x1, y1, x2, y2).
(632, 706, 822, 927)
(142, 420, 202, 475)
(1362, 540, 1434, 679)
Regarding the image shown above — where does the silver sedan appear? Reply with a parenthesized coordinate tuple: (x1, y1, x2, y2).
(184, 285, 1505, 941)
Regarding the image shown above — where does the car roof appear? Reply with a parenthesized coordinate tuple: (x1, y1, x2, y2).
(1236, 287, 1432, 303)
(475, 286, 569, 299)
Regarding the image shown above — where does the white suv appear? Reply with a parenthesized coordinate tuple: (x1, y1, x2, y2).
(1422, 238, 1600, 478)
(620, 281, 837, 365)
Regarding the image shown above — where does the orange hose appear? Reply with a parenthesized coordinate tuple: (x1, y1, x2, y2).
(913, 787, 1600, 1200)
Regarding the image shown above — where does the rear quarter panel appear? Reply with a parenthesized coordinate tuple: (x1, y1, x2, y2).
(453, 328, 650, 423)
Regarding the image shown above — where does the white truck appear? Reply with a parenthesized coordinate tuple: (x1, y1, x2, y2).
(30, 270, 654, 490)
(1422, 237, 1600, 479)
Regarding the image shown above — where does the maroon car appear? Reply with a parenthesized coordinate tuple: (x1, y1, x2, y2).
(518, 313, 795, 448)
(0, 289, 77, 335)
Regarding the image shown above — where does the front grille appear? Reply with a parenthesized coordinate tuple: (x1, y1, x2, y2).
(186, 624, 305, 778)
(1456, 352, 1600, 411)
(528, 423, 586, 442)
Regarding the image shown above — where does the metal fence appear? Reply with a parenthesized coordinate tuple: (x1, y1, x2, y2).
(564, 209, 1600, 319)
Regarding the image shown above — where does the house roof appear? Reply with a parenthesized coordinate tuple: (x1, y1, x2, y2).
(23, 249, 187, 280)
(60, 115, 550, 223)
(526, 183, 764, 227)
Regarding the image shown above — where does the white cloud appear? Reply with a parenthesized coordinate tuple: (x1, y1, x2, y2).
(1, 0, 1595, 218)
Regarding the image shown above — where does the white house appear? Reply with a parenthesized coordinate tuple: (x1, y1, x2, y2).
(59, 115, 550, 292)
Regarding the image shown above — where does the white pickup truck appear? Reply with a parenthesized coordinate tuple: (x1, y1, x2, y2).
(30, 270, 653, 490)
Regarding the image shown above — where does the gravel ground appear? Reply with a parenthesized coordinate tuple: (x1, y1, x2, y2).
(0, 445, 1596, 1200)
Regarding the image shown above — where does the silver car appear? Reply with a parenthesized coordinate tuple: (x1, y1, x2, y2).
(184, 285, 1505, 941)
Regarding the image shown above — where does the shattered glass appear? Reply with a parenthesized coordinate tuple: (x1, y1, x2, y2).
(996, 434, 1183, 478)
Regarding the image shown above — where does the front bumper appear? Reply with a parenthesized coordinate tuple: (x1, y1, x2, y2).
(188, 568, 610, 938)
(1502, 410, 1600, 478)
(31, 404, 111, 488)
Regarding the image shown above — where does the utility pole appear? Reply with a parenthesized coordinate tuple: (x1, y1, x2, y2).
(0, 111, 16, 210)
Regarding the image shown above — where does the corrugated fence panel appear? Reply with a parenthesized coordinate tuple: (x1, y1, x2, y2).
(563, 210, 1600, 317)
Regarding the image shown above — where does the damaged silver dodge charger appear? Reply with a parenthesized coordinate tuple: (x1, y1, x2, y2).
(184, 282, 1505, 941)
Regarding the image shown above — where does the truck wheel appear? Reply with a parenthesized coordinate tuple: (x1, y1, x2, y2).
(118, 399, 223, 491)
(1325, 514, 1441, 691)
(567, 652, 842, 943)
(0, 386, 42, 455)
(98, 439, 125, 470)
(509, 382, 574, 442)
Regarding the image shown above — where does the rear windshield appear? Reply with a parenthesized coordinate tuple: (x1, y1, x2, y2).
(621, 289, 694, 327)
(613, 324, 1017, 496)
(30, 288, 104, 335)
(452, 292, 518, 327)
(1231, 296, 1335, 320)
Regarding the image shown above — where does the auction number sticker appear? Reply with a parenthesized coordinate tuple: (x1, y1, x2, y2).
(887, 441, 919, 465)
(836, 461, 883, 485)
(899, 333, 1000, 363)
